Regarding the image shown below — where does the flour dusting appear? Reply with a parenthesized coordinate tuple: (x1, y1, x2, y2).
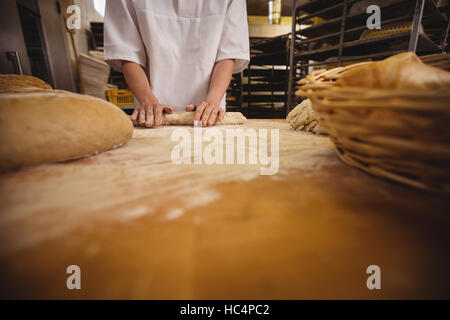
(117, 206, 153, 221)
(0, 121, 335, 254)
(164, 208, 185, 221)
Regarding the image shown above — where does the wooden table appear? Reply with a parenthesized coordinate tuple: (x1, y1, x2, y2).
(0, 120, 449, 299)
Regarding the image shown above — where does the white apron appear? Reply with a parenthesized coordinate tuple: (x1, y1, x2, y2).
(104, 0, 250, 111)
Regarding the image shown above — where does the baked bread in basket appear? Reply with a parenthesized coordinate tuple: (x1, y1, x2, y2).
(296, 52, 450, 194)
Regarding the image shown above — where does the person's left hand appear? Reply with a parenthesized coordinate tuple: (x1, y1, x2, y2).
(185, 101, 225, 127)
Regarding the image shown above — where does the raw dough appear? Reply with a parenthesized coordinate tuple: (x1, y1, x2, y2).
(133, 111, 247, 126)
(0, 91, 133, 171)
(0, 74, 52, 93)
(164, 111, 246, 125)
(286, 99, 326, 134)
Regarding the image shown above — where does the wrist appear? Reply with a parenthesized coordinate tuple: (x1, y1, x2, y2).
(140, 95, 159, 107)
(205, 92, 223, 106)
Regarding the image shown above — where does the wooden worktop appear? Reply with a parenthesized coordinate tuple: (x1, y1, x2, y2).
(0, 120, 449, 299)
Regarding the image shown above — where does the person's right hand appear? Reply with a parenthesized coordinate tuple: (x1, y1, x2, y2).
(131, 103, 174, 128)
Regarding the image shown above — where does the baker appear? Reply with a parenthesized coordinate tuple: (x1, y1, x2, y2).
(104, 0, 250, 128)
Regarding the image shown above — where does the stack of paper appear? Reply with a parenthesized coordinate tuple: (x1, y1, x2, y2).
(79, 52, 110, 99)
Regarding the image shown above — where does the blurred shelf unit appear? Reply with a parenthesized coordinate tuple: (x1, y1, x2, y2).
(241, 35, 291, 119)
(17, 3, 53, 86)
(225, 73, 243, 112)
(287, 0, 450, 111)
(90, 22, 104, 50)
(108, 71, 127, 89)
(90, 22, 127, 90)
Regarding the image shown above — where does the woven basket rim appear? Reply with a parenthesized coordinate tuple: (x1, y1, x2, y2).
(334, 147, 450, 193)
(296, 84, 450, 100)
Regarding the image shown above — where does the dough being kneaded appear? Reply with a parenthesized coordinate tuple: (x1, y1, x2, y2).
(0, 91, 133, 171)
(132, 111, 247, 126)
(163, 111, 246, 125)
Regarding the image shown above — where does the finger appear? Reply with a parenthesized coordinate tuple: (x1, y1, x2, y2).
(145, 106, 154, 127)
(129, 116, 137, 126)
(163, 106, 174, 114)
(185, 104, 195, 112)
(207, 108, 219, 126)
(131, 108, 139, 122)
(218, 108, 225, 121)
(202, 104, 214, 127)
(193, 101, 208, 125)
(154, 105, 164, 126)
(138, 108, 146, 126)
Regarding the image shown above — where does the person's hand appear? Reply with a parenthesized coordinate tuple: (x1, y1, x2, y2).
(131, 103, 173, 128)
(185, 101, 225, 127)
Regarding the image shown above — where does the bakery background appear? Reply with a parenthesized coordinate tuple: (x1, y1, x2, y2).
(1, 0, 449, 117)
(0, 0, 450, 300)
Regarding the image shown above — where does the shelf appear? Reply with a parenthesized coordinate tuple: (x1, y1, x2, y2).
(250, 34, 290, 53)
(296, 0, 447, 40)
(294, 31, 439, 61)
(247, 77, 288, 84)
(298, 1, 409, 38)
(243, 69, 288, 77)
(251, 50, 288, 65)
(243, 83, 287, 92)
(242, 35, 290, 117)
(296, 50, 405, 68)
(226, 74, 242, 108)
(294, 15, 436, 47)
(241, 106, 286, 119)
(90, 22, 105, 49)
(299, 0, 374, 22)
(287, 0, 449, 112)
(297, 0, 355, 19)
(243, 95, 286, 103)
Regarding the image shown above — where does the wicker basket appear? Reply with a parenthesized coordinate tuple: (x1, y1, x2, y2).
(297, 75, 450, 194)
(420, 53, 450, 71)
(297, 62, 371, 87)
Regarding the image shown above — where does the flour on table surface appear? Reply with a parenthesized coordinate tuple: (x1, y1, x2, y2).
(0, 121, 336, 254)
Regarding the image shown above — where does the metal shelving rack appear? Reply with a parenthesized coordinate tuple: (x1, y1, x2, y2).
(90, 22, 104, 50)
(242, 35, 291, 118)
(225, 73, 243, 112)
(90, 22, 128, 89)
(287, 0, 450, 112)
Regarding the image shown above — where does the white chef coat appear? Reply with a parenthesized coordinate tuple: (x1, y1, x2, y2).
(104, 0, 250, 111)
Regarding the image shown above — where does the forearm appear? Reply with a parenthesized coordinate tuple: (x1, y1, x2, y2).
(205, 59, 234, 105)
(121, 61, 158, 106)
(122, 61, 174, 127)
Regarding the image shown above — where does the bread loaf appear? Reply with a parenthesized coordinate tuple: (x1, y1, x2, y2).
(0, 91, 133, 171)
(0, 74, 52, 93)
(336, 52, 450, 91)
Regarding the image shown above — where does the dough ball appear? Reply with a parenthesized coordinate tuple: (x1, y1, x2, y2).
(286, 99, 325, 134)
(0, 74, 52, 93)
(0, 91, 133, 171)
